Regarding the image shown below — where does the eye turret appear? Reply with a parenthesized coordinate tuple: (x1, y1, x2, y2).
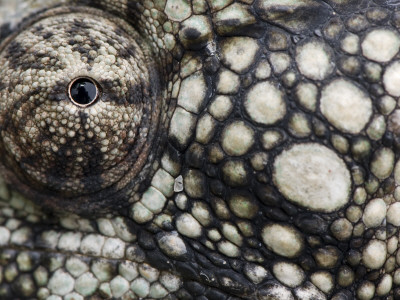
(0, 7, 161, 213)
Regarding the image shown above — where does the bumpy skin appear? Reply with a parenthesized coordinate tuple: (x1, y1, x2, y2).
(1, 0, 400, 299)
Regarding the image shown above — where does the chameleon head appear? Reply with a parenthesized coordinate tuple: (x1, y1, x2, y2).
(0, 7, 161, 213)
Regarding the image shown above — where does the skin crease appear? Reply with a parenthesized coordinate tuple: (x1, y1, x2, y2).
(1, 0, 400, 299)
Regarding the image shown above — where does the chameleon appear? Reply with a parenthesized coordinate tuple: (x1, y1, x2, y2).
(0, 0, 399, 299)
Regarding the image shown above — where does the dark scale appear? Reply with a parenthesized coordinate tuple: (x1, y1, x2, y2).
(68, 77, 99, 107)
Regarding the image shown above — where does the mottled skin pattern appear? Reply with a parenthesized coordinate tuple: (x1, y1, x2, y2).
(1, 0, 400, 299)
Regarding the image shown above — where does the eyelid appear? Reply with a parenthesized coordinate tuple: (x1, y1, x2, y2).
(0, 6, 162, 214)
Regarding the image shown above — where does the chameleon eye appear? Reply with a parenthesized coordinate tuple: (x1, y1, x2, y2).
(0, 7, 161, 213)
(68, 77, 100, 107)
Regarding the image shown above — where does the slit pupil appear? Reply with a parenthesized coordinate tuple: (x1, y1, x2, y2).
(69, 78, 98, 106)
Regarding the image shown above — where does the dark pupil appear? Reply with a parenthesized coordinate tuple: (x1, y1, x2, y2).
(69, 78, 97, 106)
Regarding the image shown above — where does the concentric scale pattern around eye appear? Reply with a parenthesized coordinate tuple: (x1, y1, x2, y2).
(0, 7, 162, 211)
(3, 0, 400, 300)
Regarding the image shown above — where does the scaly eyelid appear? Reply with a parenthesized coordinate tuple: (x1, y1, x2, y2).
(0, 6, 163, 214)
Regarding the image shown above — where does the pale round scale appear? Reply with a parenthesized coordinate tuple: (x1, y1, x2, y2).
(273, 143, 351, 212)
(320, 79, 372, 134)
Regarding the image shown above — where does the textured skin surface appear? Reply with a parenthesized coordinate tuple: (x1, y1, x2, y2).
(0, 5, 162, 213)
(2, 0, 400, 299)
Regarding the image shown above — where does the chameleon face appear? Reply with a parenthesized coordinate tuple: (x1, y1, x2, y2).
(1, 0, 400, 299)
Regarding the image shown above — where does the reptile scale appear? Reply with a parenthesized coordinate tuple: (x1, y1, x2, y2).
(0, 0, 399, 299)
